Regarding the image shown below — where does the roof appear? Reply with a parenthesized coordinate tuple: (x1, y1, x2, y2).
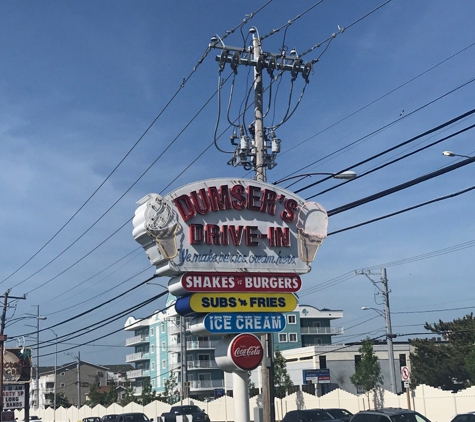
(358, 408, 419, 416)
(101, 364, 134, 373)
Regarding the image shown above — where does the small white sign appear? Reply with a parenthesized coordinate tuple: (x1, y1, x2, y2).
(404, 381, 410, 388)
(3, 384, 25, 409)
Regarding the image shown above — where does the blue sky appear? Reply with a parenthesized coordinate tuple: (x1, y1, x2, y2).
(1, 0, 475, 366)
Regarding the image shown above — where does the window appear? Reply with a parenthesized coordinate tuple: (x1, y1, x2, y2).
(151, 379, 155, 387)
(162, 360, 167, 369)
(288, 315, 296, 324)
(289, 333, 298, 342)
(399, 353, 407, 367)
(279, 333, 288, 342)
(60, 372, 65, 376)
(319, 355, 327, 369)
(355, 355, 361, 367)
(151, 344, 155, 353)
(151, 362, 155, 370)
(150, 327, 154, 336)
(162, 341, 166, 351)
(60, 383, 65, 388)
(313, 321, 321, 328)
(161, 322, 165, 333)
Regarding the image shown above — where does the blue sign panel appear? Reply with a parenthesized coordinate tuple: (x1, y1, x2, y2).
(203, 312, 286, 334)
(303, 369, 331, 384)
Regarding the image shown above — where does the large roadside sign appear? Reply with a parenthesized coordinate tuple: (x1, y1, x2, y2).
(133, 178, 328, 276)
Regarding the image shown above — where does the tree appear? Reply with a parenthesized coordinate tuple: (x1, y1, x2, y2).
(45, 392, 71, 409)
(120, 378, 136, 406)
(274, 348, 293, 399)
(140, 379, 157, 405)
(350, 338, 383, 406)
(410, 313, 475, 391)
(105, 380, 118, 405)
(159, 371, 179, 405)
(85, 383, 105, 407)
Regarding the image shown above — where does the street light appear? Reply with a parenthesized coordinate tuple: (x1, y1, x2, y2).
(442, 150, 473, 159)
(272, 171, 357, 186)
(362, 305, 397, 393)
(25, 306, 47, 409)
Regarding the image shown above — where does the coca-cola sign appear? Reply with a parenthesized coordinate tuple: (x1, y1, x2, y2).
(230, 334, 263, 370)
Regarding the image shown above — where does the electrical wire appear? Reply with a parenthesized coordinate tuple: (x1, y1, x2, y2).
(279, 41, 475, 170)
(19, 273, 159, 338)
(328, 183, 475, 236)
(291, 104, 475, 196)
(1, 2, 271, 288)
(312, 121, 475, 198)
(260, 0, 325, 41)
(327, 156, 475, 216)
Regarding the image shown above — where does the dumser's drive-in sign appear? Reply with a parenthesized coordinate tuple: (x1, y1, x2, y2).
(132, 178, 328, 276)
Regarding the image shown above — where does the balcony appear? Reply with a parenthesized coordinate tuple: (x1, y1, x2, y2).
(187, 340, 219, 350)
(126, 369, 150, 379)
(125, 334, 149, 346)
(187, 360, 219, 370)
(300, 327, 344, 335)
(189, 379, 224, 390)
(125, 352, 150, 363)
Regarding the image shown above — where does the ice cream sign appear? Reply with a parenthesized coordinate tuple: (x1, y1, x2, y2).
(132, 178, 328, 276)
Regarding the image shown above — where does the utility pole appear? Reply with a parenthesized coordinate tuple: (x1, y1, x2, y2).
(77, 351, 81, 408)
(180, 316, 187, 405)
(211, 27, 312, 422)
(357, 268, 397, 393)
(0, 290, 26, 422)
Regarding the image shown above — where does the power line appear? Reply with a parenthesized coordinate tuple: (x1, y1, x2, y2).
(0, 3, 271, 288)
(328, 183, 475, 236)
(280, 40, 475, 171)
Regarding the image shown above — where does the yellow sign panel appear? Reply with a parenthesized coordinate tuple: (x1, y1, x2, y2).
(188, 293, 297, 313)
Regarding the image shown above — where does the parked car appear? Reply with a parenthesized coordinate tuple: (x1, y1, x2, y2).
(282, 409, 341, 422)
(117, 413, 152, 422)
(324, 409, 353, 422)
(161, 405, 210, 422)
(450, 412, 475, 422)
(102, 415, 119, 422)
(349, 408, 431, 422)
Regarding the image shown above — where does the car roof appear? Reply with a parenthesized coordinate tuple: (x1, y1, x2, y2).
(357, 408, 418, 416)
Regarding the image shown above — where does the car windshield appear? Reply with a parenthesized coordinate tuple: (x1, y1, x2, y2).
(124, 415, 149, 422)
(391, 413, 431, 422)
(181, 406, 202, 414)
(328, 409, 352, 417)
(284, 410, 333, 422)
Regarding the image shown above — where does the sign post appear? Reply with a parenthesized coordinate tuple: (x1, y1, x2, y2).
(401, 366, 411, 410)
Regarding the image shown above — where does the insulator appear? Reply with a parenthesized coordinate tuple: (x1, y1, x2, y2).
(230, 51, 240, 74)
(291, 58, 302, 80)
(267, 56, 277, 75)
(256, 54, 266, 73)
(302, 62, 313, 83)
(218, 49, 229, 71)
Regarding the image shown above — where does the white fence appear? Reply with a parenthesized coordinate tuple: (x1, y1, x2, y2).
(15, 384, 475, 422)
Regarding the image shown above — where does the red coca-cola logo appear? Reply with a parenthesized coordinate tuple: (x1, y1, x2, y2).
(230, 334, 263, 370)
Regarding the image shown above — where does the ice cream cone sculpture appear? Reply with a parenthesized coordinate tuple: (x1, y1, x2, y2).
(296, 201, 328, 264)
(145, 194, 179, 259)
